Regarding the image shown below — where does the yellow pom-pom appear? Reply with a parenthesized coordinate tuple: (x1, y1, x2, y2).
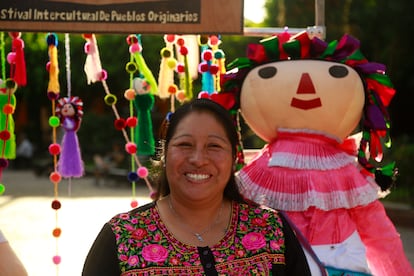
(167, 58, 177, 69)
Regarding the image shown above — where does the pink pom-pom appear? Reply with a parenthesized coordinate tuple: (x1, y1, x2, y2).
(52, 255, 61, 265)
(137, 166, 148, 178)
(130, 199, 138, 208)
(99, 70, 107, 81)
(84, 42, 91, 54)
(129, 43, 141, 54)
(149, 191, 158, 200)
(209, 35, 220, 46)
(125, 142, 137, 154)
(7, 52, 16, 64)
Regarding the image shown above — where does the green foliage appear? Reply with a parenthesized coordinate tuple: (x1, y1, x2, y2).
(385, 136, 414, 205)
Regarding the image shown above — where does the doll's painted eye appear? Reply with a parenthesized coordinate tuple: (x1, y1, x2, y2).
(258, 66, 277, 79)
(329, 65, 349, 78)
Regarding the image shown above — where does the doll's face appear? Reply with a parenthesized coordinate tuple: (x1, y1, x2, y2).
(61, 103, 75, 117)
(240, 60, 365, 142)
(133, 77, 151, 95)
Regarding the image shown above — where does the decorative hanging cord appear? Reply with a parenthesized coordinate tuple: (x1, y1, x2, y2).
(82, 34, 154, 206)
(45, 32, 63, 274)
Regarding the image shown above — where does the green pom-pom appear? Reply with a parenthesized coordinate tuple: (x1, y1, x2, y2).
(49, 116, 60, 127)
(0, 184, 5, 195)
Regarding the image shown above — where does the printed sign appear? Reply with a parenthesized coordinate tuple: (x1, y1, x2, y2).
(0, 0, 243, 34)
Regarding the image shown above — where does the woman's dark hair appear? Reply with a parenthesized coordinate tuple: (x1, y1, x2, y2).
(154, 98, 245, 202)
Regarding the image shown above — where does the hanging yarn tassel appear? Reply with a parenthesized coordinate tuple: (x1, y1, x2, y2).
(46, 33, 60, 95)
(176, 35, 199, 80)
(198, 36, 213, 93)
(209, 35, 226, 92)
(175, 36, 193, 101)
(158, 34, 176, 99)
(128, 34, 158, 95)
(56, 96, 84, 178)
(83, 33, 103, 84)
(8, 32, 26, 87)
(133, 76, 155, 157)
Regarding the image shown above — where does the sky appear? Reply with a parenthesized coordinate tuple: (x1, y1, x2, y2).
(244, 0, 266, 23)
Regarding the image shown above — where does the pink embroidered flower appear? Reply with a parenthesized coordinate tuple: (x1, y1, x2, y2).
(148, 224, 157, 232)
(170, 257, 180, 265)
(125, 224, 134, 231)
(132, 228, 147, 240)
(120, 213, 130, 220)
(242, 232, 266, 251)
(270, 240, 281, 251)
(120, 254, 128, 262)
(240, 214, 249, 222)
(154, 233, 162, 242)
(142, 244, 168, 263)
(240, 224, 248, 232)
(128, 255, 139, 266)
(236, 249, 245, 257)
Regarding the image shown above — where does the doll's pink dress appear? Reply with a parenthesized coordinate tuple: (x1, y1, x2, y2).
(237, 128, 414, 275)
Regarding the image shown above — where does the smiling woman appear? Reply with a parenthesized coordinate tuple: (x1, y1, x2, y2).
(82, 98, 312, 275)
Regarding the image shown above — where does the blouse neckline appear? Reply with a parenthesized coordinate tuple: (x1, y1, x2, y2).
(153, 200, 239, 251)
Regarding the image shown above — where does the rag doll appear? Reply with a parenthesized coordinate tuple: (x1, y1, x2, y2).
(219, 32, 414, 275)
(56, 96, 84, 178)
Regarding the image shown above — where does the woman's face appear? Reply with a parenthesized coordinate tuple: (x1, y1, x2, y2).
(166, 111, 233, 203)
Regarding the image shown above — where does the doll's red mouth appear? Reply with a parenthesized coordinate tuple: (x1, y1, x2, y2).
(291, 97, 322, 110)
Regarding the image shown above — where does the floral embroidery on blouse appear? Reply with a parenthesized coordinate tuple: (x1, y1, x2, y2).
(109, 201, 286, 275)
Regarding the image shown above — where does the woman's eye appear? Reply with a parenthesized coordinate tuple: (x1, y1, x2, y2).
(208, 143, 222, 149)
(329, 65, 349, 78)
(176, 142, 192, 148)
